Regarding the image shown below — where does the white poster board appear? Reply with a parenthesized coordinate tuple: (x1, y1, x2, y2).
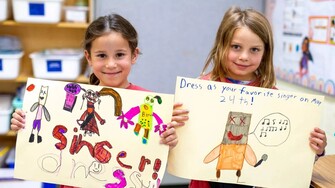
(168, 77, 324, 188)
(14, 78, 174, 188)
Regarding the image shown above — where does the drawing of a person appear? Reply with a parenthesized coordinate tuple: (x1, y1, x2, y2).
(29, 86, 51, 143)
(299, 36, 313, 77)
(204, 112, 267, 181)
(77, 88, 106, 137)
(117, 95, 165, 144)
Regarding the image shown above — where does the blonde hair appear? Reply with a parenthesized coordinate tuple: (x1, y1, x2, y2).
(202, 6, 276, 88)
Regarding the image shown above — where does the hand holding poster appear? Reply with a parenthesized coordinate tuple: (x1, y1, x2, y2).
(168, 77, 324, 188)
(14, 78, 174, 187)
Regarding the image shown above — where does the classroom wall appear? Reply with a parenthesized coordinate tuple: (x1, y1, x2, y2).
(95, 0, 265, 94)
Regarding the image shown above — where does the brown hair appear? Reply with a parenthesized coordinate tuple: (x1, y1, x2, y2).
(202, 6, 276, 88)
(83, 14, 139, 85)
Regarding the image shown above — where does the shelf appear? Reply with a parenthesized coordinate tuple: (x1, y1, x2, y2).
(0, 20, 89, 29)
(0, 75, 89, 84)
(0, 131, 17, 147)
(0, 131, 16, 137)
(0, 21, 89, 90)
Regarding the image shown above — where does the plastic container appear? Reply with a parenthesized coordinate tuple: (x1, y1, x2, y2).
(64, 6, 88, 23)
(30, 49, 84, 80)
(0, 52, 24, 79)
(12, 0, 64, 23)
(0, 0, 9, 21)
(0, 35, 22, 52)
(0, 95, 13, 134)
(0, 35, 23, 79)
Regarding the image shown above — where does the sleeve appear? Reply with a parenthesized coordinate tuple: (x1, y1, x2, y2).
(189, 180, 211, 188)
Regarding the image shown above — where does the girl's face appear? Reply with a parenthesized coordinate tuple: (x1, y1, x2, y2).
(226, 26, 264, 81)
(85, 31, 138, 88)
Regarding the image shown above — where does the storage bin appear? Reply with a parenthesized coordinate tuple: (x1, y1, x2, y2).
(30, 49, 83, 80)
(13, 0, 64, 23)
(64, 6, 88, 23)
(0, 52, 24, 79)
(0, 0, 9, 21)
(0, 35, 22, 52)
(0, 95, 13, 134)
(0, 35, 23, 79)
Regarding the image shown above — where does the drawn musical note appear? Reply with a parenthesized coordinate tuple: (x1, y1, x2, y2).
(255, 113, 290, 146)
(279, 119, 288, 125)
(262, 118, 270, 125)
(279, 125, 287, 131)
(260, 132, 267, 137)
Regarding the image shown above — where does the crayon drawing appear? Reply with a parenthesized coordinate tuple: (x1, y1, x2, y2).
(168, 77, 324, 188)
(14, 78, 174, 188)
(29, 86, 51, 144)
(117, 95, 167, 144)
(204, 112, 267, 182)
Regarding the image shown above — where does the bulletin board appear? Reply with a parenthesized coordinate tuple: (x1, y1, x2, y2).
(266, 0, 335, 96)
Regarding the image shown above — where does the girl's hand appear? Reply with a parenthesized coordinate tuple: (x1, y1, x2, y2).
(10, 109, 26, 131)
(171, 102, 189, 127)
(309, 127, 327, 156)
(160, 121, 178, 149)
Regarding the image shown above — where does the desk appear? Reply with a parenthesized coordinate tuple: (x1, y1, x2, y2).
(311, 155, 335, 188)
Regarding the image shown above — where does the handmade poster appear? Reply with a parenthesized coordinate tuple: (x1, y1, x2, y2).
(168, 77, 324, 188)
(14, 78, 174, 188)
(266, 0, 335, 96)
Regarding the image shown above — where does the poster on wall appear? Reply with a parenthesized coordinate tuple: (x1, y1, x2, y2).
(14, 78, 174, 187)
(266, 0, 335, 96)
(168, 77, 324, 188)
